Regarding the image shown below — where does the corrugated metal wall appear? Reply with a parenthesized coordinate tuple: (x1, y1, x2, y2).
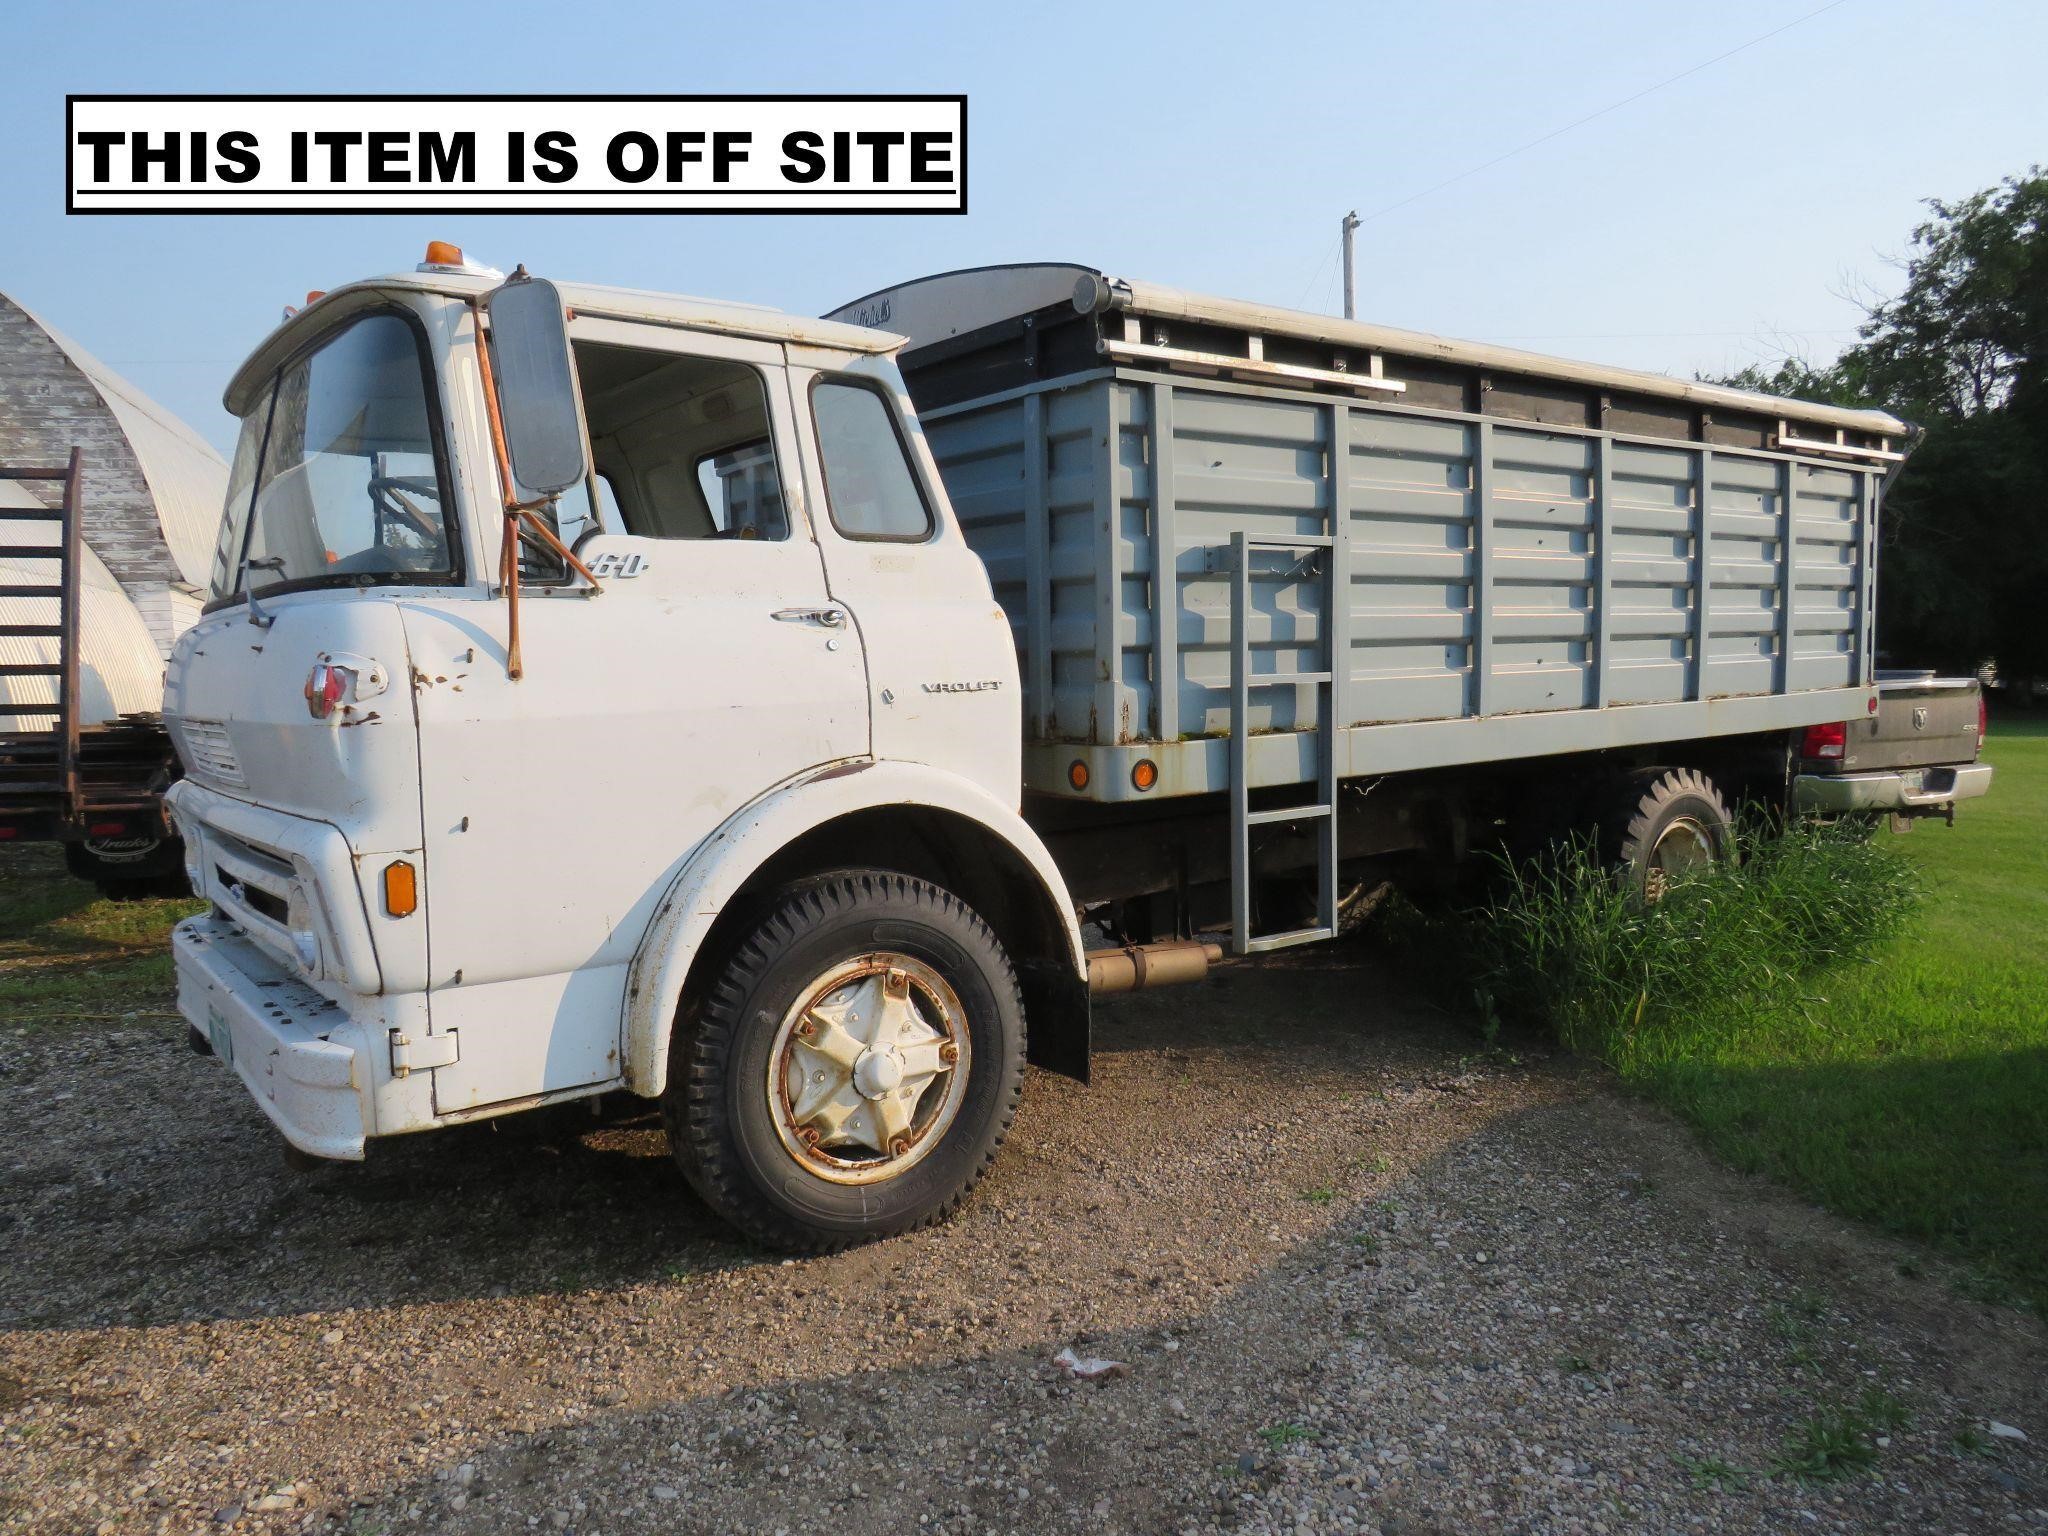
(0, 480, 165, 726)
(924, 370, 1874, 754)
(66, 336, 230, 588)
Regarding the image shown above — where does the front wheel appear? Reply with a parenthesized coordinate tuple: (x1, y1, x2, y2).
(663, 870, 1026, 1251)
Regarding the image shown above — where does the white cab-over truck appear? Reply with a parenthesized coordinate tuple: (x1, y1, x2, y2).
(166, 250, 1990, 1250)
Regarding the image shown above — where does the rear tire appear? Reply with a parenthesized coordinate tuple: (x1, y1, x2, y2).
(663, 870, 1026, 1252)
(66, 835, 187, 900)
(1608, 767, 1735, 902)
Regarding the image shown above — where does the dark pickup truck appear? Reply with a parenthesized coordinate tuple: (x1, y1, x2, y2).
(1792, 670, 1992, 822)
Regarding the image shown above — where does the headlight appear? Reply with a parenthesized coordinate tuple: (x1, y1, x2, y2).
(285, 883, 323, 975)
(173, 818, 205, 896)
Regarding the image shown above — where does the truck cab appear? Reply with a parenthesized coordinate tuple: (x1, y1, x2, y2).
(165, 249, 1088, 1250)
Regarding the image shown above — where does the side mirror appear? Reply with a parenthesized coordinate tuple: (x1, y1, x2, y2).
(481, 271, 587, 500)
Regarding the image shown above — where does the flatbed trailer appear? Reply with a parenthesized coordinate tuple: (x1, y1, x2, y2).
(0, 452, 182, 892)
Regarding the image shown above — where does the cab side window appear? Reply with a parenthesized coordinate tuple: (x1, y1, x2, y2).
(811, 379, 932, 542)
(554, 343, 789, 542)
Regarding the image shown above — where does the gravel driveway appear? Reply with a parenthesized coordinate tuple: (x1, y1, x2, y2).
(2, 939, 2042, 1535)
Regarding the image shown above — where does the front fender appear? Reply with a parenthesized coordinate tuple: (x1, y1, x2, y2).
(622, 759, 1083, 1097)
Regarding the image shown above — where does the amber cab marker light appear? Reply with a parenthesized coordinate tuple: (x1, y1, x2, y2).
(1067, 759, 1090, 792)
(1131, 758, 1159, 792)
(423, 240, 464, 268)
(384, 860, 419, 918)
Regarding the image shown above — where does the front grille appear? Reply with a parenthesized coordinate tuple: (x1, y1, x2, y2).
(174, 718, 245, 788)
(216, 865, 289, 923)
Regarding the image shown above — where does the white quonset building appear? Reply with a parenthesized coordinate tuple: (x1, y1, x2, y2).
(0, 291, 227, 726)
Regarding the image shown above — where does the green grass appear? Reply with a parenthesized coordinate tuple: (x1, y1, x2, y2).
(1434, 815, 1923, 1058)
(1388, 716, 2048, 1313)
(0, 844, 203, 1026)
(1255, 1423, 1316, 1448)
(1774, 1401, 1881, 1482)
(1627, 717, 2048, 1312)
(1672, 1450, 1750, 1492)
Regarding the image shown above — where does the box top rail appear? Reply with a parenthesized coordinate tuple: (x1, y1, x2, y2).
(828, 263, 1908, 442)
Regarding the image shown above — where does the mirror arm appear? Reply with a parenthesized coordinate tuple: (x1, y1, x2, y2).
(242, 555, 286, 629)
(469, 296, 602, 682)
(469, 298, 523, 517)
(514, 506, 604, 587)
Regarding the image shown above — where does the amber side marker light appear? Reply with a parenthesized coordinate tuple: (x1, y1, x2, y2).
(1067, 759, 1090, 792)
(1131, 758, 1159, 791)
(384, 860, 418, 918)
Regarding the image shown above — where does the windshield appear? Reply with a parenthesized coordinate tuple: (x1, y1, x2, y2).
(211, 310, 454, 601)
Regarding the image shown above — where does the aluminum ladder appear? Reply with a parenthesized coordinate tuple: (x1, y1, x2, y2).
(1224, 527, 1341, 954)
(0, 449, 84, 811)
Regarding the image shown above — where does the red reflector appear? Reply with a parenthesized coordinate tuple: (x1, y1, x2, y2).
(305, 663, 346, 720)
(0, 826, 17, 840)
(88, 821, 126, 838)
(1801, 720, 1847, 760)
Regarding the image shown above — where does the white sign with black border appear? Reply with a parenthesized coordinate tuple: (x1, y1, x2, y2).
(68, 94, 966, 214)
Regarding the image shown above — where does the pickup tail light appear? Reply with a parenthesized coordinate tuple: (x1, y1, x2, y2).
(1801, 720, 1847, 761)
(1978, 695, 1988, 752)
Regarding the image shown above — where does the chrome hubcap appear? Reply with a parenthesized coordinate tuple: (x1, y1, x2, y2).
(768, 953, 968, 1185)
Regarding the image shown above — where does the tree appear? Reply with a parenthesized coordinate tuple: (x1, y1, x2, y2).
(1709, 170, 2048, 681)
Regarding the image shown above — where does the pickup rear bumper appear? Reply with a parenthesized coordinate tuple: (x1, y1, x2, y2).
(1793, 762, 1993, 816)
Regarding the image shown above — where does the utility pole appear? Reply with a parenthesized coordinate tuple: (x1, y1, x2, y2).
(1340, 209, 1360, 320)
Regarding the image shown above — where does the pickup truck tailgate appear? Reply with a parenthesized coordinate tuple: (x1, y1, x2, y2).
(1844, 674, 1981, 772)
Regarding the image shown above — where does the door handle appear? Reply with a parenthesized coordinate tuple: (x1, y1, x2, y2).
(771, 605, 847, 628)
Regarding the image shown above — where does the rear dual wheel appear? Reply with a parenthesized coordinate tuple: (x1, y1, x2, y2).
(1608, 767, 1736, 902)
(663, 870, 1025, 1252)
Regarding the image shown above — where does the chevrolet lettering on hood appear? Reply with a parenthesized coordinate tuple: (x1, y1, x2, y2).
(921, 680, 1002, 694)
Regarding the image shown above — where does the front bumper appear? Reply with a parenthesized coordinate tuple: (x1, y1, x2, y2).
(1793, 761, 1994, 816)
(174, 913, 370, 1160)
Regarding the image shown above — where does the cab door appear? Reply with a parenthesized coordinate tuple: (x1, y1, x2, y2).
(400, 319, 868, 1116)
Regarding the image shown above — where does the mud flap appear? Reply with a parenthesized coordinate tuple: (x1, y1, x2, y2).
(1020, 958, 1090, 1083)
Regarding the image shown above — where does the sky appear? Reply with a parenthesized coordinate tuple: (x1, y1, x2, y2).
(4, 0, 2045, 455)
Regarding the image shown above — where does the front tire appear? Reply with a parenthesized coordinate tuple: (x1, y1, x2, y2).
(664, 870, 1026, 1252)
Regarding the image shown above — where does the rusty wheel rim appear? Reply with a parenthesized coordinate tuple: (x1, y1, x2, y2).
(1644, 815, 1717, 902)
(766, 952, 969, 1186)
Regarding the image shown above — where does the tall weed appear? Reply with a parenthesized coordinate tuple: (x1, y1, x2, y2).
(1387, 819, 1922, 1062)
